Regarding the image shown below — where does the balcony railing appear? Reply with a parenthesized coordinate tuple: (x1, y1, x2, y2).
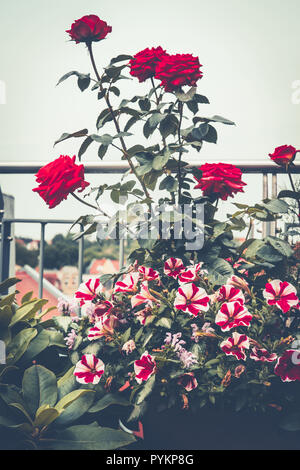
(0, 160, 299, 297)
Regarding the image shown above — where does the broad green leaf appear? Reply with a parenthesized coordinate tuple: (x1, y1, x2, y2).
(54, 389, 95, 426)
(9, 299, 48, 327)
(6, 328, 37, 364)
(55, 389, 95, 413)
(22, 365, 57, 416)
(43, 424, 135, 450)
(136, 375, 156, 405)
(34, 405, 60, 427)
(54, 129, 88, 146)
(88, 393, 130, 413)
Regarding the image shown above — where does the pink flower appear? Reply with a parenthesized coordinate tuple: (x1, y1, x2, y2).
(75, 278, 103, 305)
(250, 347, 277, 363)
(178, 263, 204, 284)
(134, 352, 156, 384)
(220, 332, 250, 361)
(213, 285, 245, 305)
(122, 340, 136, 355)
(215, 301, 252, 332)
(164, 257, 185, 278)
(178, 373, 198, 392)
(226, 275, 250, 295)
(274, 349, 300, 382)
(138, 266, 160, 282)
(234, 364, 246, 378)
(64, 329, 77, 350)
(174, 283, 210, 316)
(57, 297, 79, 316)
(134, 304, 154, 325)
(114, 272, 140, 293)
(131, 282, 159, 309)
(74, 353, 105, 384)
(263, 279, 299, 313)
(87, 314, 118, 340)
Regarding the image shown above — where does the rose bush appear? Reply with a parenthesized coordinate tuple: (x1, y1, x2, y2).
(3, 12, 300, 449)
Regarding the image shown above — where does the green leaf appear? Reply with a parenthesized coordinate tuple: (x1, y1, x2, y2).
(78, 136, 93, 160)
(0, 277, 21, 294)
(152, 149, 170, 171)
(98, 144, 108, 160)
(109, 54, 133, 65)
(54, 389, 95, 426)
(57, 366, 76, 400)
(88, 393, 130, 413)
(6, 328, 38, 364)
(156, 317, 172, 329)
(19, 329, 50, 363)
(43, 424, 136, 450)
(159, 175, 178, 192)
(77, 74, 91, 92)
(34, 405, 60, 427)
(21, 292, 33, 304)
(91, 133, 114, 146)
(202, 125, 217, 143)
(22, 365, 57, 416)
(54, 129, 88, 146)
(176, 87, 197, 102)
(55, 389, 95, 413)
(136, 375, 156, 405)
(159, 114, 178, 138)
(278, 190, 300, 200)
(207, 258, 233, 284)
(9, 299, 48, 327)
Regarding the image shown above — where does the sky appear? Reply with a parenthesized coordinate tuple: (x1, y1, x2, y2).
(0, 0, 299, 239)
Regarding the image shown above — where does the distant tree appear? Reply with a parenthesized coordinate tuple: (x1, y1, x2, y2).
(16, 243, 38, 268)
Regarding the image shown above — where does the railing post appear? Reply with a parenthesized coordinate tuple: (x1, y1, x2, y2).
(38, 223, 46, 299)
(0, 221, 12, 285)
(78, 224, 84, 285)
(262, 173, 271, 238)
(119, 238, 125, 270)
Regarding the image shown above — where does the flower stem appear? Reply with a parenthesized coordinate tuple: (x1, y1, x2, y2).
(87, 43, 152, 205)
(287, 168, 300, 221)
(70, 192, 108, 217)
(177, 101, 184, 205)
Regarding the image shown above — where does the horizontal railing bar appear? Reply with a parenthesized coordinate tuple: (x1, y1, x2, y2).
(0, 161, 299, 174)
(2, 219, 81, 224)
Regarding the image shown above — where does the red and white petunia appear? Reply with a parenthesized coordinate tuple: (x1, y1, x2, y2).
(131, 282, 159, 309)
(174, 283, 210, 316)
(88, 314, 118, 341)
(178, 263, 204, 284)
(164, 257, 185, 279)
(75, 278, 103, 305)
(114, 272, 140, 293)
(215, 301, 252, 332)
(178, 372, 198, 392)
(138, 266, 160, 282)
(73, 353, 105, 384)
(134, 352, 156, 384)
(212, 285, 245, 305)
(250, 346, 277, 363)
(274, 349, 300, 382)
(220, 332, 250, 361)
(263, 279, 299, 313)
(134, 304, 154, 325)
(226, 275, 250, 295)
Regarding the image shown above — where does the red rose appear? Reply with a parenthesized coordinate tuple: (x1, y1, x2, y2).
(274, 349, 300, 382)
(129, 47, 168, 82)
(269, 145, 298, 166)
(66, 15, 112, 44)
(155, 54, 203, 92)
(194, 162, 246, 200)
(33, 155, 89, 208)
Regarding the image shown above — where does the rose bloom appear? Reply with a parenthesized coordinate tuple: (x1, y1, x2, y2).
(129, 46, 168, 82)
(220, 332, 250, 361)
(122, 339, 136, 355)
(164, 257, 185, 279)
(215, 301, 252, 332)
(174, 283, 210, 316)
(178, 372, 198, 392)
(138, 266, 160, 282)
(75, 278, 103, 305)
(88, 314, 118, 341)
(134, 352, 156, 384)
(66, 15, 112, 44)
(250, 346, 277, 363)
(74, 353, 105, 384)
(155, 53, 203, 92)
(212, 285, 245, 305)
(263, 279, 299, 313)
(33, 155, 89, 209)
(274, 349, 300, 382)
(114, 272, 140, 293)
(194, 163, 246, 201)
(269, 145, 298, 167)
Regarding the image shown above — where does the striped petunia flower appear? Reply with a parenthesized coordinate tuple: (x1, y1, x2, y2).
(263, 280, 299, 313)
(164, 257, 185, 279)
(75, 278, 103, 305)
(114, 272, 140, 293)
(74, 353, 105, 384)
(220, 332, 250, 361)
(215, 301, 252, 332)
(174, 283, 210, 316)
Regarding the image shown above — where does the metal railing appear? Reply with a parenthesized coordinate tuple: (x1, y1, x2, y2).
(0, 160, 299, 296)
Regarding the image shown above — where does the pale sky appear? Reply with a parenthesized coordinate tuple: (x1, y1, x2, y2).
(0, 0, 299, 239)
